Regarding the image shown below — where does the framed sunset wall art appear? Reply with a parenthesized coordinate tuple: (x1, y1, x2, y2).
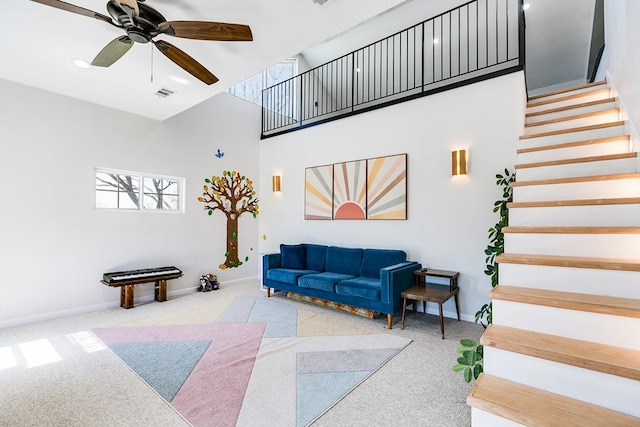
(333, 159, 367, 220)
(304, 164, 334, 219)
(366, 154, 407, 220)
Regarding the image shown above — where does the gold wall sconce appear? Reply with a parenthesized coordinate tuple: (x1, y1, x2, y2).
(272, 175, 281, 192)
(452, 149, 467, 175)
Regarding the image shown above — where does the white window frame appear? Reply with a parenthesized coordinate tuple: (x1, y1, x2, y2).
(228, 58, 298, 108)
(94, 167, 185, 213)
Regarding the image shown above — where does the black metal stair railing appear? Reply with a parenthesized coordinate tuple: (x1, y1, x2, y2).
(261, 0, 525, 139)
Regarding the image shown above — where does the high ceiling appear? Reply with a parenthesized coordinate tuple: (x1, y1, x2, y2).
(2, 0, 596, 121)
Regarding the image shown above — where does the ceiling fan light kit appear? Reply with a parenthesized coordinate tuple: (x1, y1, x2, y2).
(31, 0, 253, 85)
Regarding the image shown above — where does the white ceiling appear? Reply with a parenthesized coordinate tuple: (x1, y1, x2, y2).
(2, 0, 596, 121)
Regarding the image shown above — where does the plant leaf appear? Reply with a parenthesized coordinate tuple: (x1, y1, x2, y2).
(460, 339, 477, 347)
(464, 367, 472, 382)
(474, 364, 483, 379)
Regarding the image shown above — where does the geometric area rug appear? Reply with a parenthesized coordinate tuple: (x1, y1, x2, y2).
(92, 295, 411, 427)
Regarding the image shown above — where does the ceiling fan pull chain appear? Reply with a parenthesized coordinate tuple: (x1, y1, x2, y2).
(150, 44, 154, 83)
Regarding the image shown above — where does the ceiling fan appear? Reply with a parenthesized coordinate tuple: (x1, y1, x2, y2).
(31, 0, 253, 85)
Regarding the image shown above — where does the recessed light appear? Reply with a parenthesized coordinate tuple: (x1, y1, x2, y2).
(72, 59, 90, 69)
(433, 38, 440, 44)
(523, 3, 530, 10)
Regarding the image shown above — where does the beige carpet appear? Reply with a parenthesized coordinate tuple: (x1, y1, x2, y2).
(0, 280, 483, 426)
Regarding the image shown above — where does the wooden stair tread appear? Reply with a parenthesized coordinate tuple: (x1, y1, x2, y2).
(507, 197, 640, 208)
(526, 87, 611, 109)
(482, 324, 640, 381)
(527, 80, 607, 102)
(524, 108, 619, 128)
(525, 97, 617, 118)
(517, 135, 630, 154)
(496, 253, 640, 272)
(519, 121, 625, 140)
(515, 152, 636, 169)
(467, 373, 640, 427)
(503, 226, 640, 234)
(511, 173, 640, 187)
(490, 285, 640, 319)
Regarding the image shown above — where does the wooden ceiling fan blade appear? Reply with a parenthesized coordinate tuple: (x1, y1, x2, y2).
(161, 21, 253, 41)
(91, 36, 134, 67)
(153, 40, 218, 85)
(30, 0, 114, 25)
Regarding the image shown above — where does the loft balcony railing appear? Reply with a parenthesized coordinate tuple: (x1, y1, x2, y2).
(261, 0, 525, 139)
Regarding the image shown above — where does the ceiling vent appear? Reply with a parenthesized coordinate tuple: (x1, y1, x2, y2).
(312, 0, 328, 5)
(155, 88, 175, 98)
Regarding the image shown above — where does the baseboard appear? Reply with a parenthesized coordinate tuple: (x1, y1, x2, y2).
(0, 276, 260, 329)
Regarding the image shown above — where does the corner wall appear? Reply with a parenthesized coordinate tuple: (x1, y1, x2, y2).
(0, 80, 261, 327)
(597, 0, 640, 141)
(259, 72, 525, 321)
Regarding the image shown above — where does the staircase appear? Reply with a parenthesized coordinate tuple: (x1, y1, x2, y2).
(467, 80, 640, 426)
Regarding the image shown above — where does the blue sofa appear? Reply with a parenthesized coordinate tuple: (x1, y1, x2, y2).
(262, 244, 421, 328)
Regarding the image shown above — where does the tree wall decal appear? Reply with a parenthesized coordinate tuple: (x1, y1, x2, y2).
(198, 170, 259, 269)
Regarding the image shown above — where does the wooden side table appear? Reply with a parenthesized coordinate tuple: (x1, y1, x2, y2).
(401, 268, 460, 339)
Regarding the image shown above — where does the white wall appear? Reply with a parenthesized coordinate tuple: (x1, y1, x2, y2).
(0, 69, 525, 327)
(259, 72, 524, 321)
(0, 80, 261, 327)
(597, 0, 640, 140)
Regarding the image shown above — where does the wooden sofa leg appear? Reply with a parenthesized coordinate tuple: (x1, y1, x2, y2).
(266, 287, 271, 297)
(387, 314, 393, 329)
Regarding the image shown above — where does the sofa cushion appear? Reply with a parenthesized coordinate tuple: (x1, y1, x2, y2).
(298, 272, 356, 292)
(305, 244, 328, 271)
(267, 268, 320, 286)
(336, 277, 381, 301)
(360, 249, 407, 279)
(325, 246, 362, 276)
(280, 244, 306, 269)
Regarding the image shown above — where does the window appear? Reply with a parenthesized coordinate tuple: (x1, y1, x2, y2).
(228, 58, 297, 107)
(95, 168, 184, 212)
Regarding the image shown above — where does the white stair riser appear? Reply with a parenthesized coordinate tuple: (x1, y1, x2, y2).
(508, 202, 640, 227)
(515, 157, 637, 181)
(517, 139, 631, 164)
(492, 300, 640, 349)
(518, 124, 627, 149)
(471, 408, 525, 427)
(522, 111, 620, 136)
(527, 89, 612, 114)
(525, 100, 617, 124)
(512, 177, 640, 202)
(504, 233, 640, 258)
(498, 263, 640, 299)
(529, 84, 608, 102)
(483, 347, 640, 417)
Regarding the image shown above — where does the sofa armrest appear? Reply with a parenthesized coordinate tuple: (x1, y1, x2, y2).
(380, 261, 421, 313)
(263, 253, 281, 271)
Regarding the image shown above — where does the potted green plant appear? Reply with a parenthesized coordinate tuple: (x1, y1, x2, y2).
(453, 169, 515, 382)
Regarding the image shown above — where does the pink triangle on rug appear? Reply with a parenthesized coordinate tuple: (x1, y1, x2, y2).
(93, 323, 265, 427)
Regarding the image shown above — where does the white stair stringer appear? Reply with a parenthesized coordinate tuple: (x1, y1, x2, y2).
(469, 80, 640, 426)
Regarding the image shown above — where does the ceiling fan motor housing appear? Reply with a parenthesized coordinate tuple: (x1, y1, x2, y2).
(107, 0, 168, 42)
